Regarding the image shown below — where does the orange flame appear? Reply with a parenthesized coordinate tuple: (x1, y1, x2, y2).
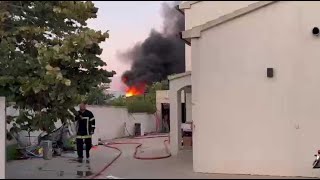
(125, 84, 146, 97)
(122, 76, 146, 97)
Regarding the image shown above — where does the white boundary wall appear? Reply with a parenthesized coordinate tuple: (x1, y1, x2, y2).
(6, 105, 157, 146)
(82, 106, 157, 145)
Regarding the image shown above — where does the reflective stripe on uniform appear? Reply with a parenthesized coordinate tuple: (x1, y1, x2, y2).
(76, 135, 92, 139)
(90, 118, 95, 121)
(87, 117, 89, 135)
(79, 116, 90, 136)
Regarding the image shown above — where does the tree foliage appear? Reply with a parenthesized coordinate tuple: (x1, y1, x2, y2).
(0, 1, 115, 133)
(86, 84, 114, 105)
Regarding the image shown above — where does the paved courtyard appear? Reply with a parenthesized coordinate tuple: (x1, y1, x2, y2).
(6, 136, 316, 179)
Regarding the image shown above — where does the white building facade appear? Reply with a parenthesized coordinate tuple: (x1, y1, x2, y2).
(168, 1, 320, 178)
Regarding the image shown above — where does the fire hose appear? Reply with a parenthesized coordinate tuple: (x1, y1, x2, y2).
(90, 135, 171, 179)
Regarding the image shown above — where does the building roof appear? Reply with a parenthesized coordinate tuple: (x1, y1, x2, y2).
(179, 1, 201, 11)
(168, 71, 192, 81)
(181, 1, 276, 43)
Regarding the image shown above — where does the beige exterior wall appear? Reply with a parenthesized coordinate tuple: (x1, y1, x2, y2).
(183, 1, 258, 30)
(182, 1, 257, 72)
(192, 1, 320, 177)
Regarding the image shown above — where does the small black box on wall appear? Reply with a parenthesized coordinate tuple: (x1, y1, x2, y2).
(267, 68, 274, 78)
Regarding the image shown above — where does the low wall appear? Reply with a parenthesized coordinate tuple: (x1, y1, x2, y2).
(6, 106, 63, 147)
(6, 105, 157, 146)
(86, 106, 156, 145)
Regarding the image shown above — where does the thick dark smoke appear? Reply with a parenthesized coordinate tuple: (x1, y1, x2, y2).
(120, 1, 185, 87)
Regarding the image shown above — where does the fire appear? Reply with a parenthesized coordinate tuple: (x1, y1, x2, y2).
(125, 86, 144, 97)
(122, 76, 146, 97)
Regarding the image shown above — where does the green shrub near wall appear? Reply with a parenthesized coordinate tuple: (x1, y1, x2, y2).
(109, 95, 156, 114)
(110, 96, 127, 107)
(109, 80, 168, 114)
(6, 144, 19, 161)
(126, 98, 156, 114)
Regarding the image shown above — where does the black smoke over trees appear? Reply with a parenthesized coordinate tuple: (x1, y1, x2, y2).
(120, 1, 185, 87)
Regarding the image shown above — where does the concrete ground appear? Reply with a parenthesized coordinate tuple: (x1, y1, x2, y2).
(6, 135, 316, 179)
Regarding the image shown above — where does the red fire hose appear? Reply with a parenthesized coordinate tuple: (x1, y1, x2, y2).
(90, 135, 171, 179)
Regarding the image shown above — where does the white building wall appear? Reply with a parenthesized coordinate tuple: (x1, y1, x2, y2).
(127, 113, 156, 136)
(156, 90, 185, 117)
(169, 73, 192, 155)
(192, 1, 320, 178)
(0, 97, 5, 178)
(75, 106, 157, 145)
(185, 45, 192, 72)
(186, 92, 192, 123)
(156, 90, 170, 114)
(156, 90, 189, 131)
(7, 106, 157, 146)
(156, 90, 185, 104)
(156, 90, 170, 130)
(183, 1, 258, 30)
(182, 1, 258, 72)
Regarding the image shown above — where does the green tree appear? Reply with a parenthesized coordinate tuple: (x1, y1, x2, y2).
(86, 84, 114, 105)
(0, 1, 115, 133)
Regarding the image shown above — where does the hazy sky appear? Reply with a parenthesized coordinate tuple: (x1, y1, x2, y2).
(87, 1, 165, 91)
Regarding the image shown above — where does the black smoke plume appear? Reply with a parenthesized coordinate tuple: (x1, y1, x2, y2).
(120, 1, 185, 87)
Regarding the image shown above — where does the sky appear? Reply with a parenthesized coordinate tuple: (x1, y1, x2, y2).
(87, 1, 165, 92)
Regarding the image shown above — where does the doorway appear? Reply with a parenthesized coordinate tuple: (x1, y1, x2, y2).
(161, 103, 170, 132)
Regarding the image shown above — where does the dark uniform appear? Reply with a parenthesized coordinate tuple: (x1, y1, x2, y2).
(76, 110, 95, 159)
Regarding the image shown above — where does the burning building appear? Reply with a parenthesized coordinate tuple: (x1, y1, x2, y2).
(119, 1, 185, 97)
(122, 77, 146, 97)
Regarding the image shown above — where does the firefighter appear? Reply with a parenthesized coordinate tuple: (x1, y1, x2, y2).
(75, 102, 95, 163)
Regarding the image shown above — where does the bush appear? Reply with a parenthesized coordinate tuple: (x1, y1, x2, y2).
(63, 138, 76, 151)
(108, 80, 169, 114)
(6, 144, 19, 161)
(126, 97, 156, 114)
(110, 96, 126, 107)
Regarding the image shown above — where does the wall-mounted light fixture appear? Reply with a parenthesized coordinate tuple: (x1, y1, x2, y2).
(312, 27, 320, 36)
(267, 68, 274, 78)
